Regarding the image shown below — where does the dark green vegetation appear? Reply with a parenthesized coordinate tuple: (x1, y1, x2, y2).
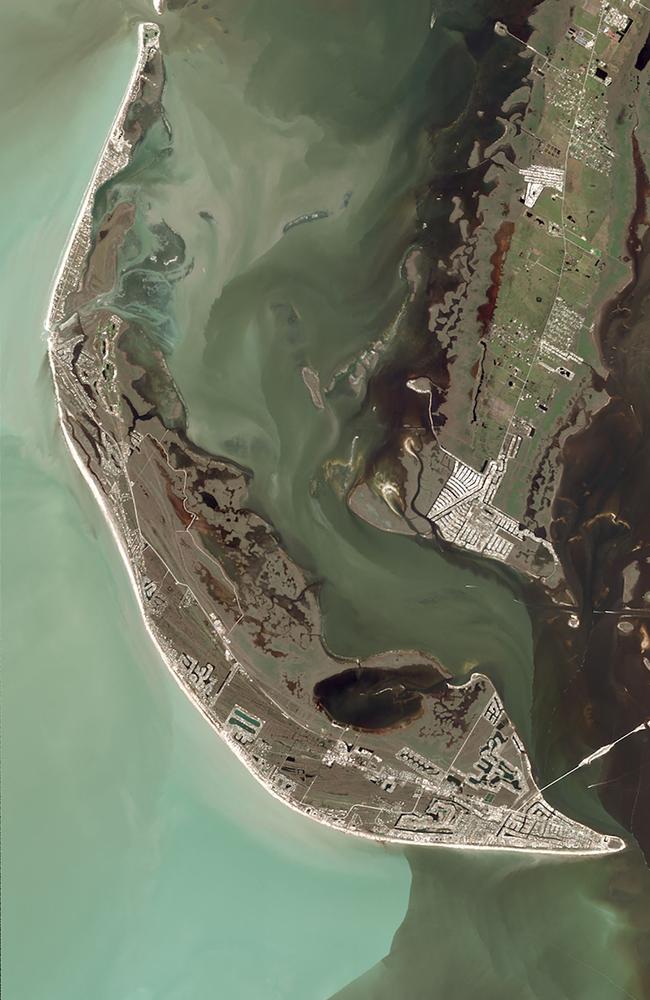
(314, 662, 450, 731)
(42, 0, 650, 994)
(92, 0, 649, 866)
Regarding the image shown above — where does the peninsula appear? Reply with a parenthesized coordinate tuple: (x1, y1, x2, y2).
(46, 22, 624, 855)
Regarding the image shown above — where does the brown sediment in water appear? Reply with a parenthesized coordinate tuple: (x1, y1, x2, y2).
(476, 220, 515, 337)
(353, 1, 541, 489)
(542, 126, 650, 859)
(626, 132, 650, 264)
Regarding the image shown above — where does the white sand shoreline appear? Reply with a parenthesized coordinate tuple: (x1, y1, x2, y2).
(44, 23, 624, 859)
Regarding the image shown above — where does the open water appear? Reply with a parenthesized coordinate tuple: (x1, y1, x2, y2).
(1, 2, 648, 998)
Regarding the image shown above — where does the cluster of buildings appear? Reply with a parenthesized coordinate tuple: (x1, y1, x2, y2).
(422, 0, 636, 575)
(520, 164, 566, 208)
(46, 20, 630, 858)
(422, 302, 588, 575)
(46, 24, 160, 331)
(424, 435, 557, 577)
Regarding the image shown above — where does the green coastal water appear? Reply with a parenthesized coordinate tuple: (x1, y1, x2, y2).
(2, 2, 649, 999)
(1, 9, 409, 999)
(103, 0, 538, 739)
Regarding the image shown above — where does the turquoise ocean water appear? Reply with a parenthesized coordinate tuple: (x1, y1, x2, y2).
(1, 10, 409, 999)
(2, 3, 648, 999)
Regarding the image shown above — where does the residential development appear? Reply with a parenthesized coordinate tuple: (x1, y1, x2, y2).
(45, 8, 642, 855)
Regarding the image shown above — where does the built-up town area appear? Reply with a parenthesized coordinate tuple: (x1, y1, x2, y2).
(417, 0, 647, 582)
(45, 16, 632, 855)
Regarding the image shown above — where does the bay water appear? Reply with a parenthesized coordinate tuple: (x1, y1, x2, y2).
(2, 2, 648, 998)
(1, 8, 408, 999)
